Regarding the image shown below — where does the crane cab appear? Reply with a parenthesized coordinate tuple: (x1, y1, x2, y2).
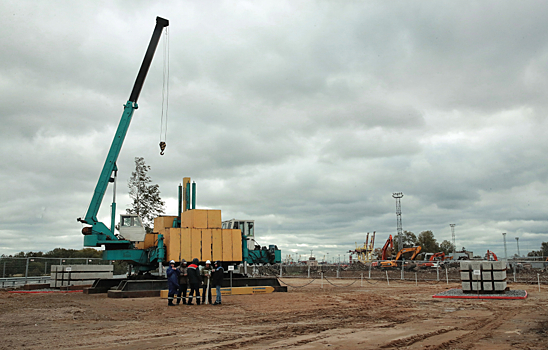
(119, 214, 146, 242)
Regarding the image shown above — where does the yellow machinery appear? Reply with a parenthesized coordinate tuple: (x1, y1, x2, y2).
(135, 177, 243, 263)
(350, 231, 376, 263)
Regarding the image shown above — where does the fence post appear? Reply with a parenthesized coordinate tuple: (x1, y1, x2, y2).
(308, 265, 310, 278)
(25, 257, 29, 285)
(401, 263, 404, 280)
(445, 267, 449, 285)
(336, 266, 340, 279)
(45, 261, 48, 276)
(513, 263, 516, 282)
(538, 274, 541, 292)
(385, 270, 390, 285)
(368, 263, 371, 279)
(321, 272, 324, 289)
(279, 263, 282, 278)
(436, 267, 440, 281)
(59, 258, 62, 266)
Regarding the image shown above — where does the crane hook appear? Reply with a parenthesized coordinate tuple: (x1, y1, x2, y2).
(159, 141, 166, 155)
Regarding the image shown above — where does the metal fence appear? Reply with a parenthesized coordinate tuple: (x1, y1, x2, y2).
(256, 260, 548, 285)
(0, 257, 109, 283)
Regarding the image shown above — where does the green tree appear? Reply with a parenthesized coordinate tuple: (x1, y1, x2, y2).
(394, 231, 418, 251)
(439, 240, 455, 255)
(127, 157, 165, 233)
(417, 230, 440, 253)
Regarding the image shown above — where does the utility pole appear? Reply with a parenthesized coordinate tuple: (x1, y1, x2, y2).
(515, 237, 520, 257)
(502, 233, 508, 260)
(450, 224, 456, 254)
(392, 192, 404, 250)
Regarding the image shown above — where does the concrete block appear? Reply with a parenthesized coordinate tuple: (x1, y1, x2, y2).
(51, 265, 113, 272)
(460, 261, 471, 270)
(471, 281, 482, 291)
(53, 272, 113, 280)
(494, 281, 507, 291)
(493, 271, 507, 280)
(483, 282, 494, 291)
(470, 262, 482, 270)
(481, 261, 492, 270)
(482, 271, 492, 280)
(491, 261, 505, 270)
(472, 270, 482, 281)
(462, 281, 472, 291)
(460, 271, 471, 281)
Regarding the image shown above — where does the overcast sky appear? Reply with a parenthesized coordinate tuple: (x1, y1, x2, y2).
(1, 1, 548, 261)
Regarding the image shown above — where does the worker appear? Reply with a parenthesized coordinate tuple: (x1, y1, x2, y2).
(211, 260, 224, 305)
(187, 258, 202, 305)
(166, 260, 180, 306)
(201, 260, 213, 305)
(176, 259, 188, 305)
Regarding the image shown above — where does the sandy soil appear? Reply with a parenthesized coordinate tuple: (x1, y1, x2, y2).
(0, 279, 546, 349)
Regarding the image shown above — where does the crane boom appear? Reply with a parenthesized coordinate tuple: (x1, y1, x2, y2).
(78, 17, 169, 248)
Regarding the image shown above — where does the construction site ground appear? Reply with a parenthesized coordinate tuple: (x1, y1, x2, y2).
(1, 279, 547, 350)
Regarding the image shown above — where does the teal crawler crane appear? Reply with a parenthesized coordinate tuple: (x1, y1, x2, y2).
(77, 17, 169, 272)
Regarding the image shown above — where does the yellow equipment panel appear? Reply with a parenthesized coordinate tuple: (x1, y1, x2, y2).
(191, 228, 202, 261)
(212, 229, 222, 261)
(207, 210, 222, 228)
(222, 229, 233, 261)
(160, 228, 169, 258)
(201, 229, 212, 262)
(167, 228, 181, 262)
(232, 229, 242, 262)
(180, 228, 191, 262)
(144, 233, 158, 249)
(153, 216, 177, 231)
(193, 210, 208, 228)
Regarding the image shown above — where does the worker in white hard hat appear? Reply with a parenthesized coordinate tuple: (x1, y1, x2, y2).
(200, 260, 213, 305)
(166, 260, 180, 306)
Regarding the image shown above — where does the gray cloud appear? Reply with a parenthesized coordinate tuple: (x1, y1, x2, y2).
(1, 1, 548, 261)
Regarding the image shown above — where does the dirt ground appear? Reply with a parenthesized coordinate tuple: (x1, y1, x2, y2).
(0, 279, 547, 350)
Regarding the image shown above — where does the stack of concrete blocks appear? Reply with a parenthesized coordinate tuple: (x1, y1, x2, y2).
(50, 265, 113, 288)
(460, 261, 507, 293)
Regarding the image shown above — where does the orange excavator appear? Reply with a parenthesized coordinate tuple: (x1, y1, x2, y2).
(486, 250, 498, 261)
(417, 252, 445, 269)
(371, 235, 393, 267)
(372, 235, 422, 269)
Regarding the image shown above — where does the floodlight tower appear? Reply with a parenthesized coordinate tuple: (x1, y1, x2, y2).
(502, 233, 508, 260)
(392, 192, 404, 250)
(515, 237, 520, 257)
(450, 224, 456, 254)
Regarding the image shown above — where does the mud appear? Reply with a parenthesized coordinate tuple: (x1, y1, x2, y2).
(0, 279, 546, 349)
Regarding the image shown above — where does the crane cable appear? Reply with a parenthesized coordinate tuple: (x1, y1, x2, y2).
(159, 27, 170, 155)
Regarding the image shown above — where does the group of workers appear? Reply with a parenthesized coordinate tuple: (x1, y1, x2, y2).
(166, 258, 225, 306)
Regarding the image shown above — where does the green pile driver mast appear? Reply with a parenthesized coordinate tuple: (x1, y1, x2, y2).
(77, 17, 169, 271)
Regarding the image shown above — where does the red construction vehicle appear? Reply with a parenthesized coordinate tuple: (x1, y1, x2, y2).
(371, 235, 393, 267)
(417, 252, 446, 268)
(486, 250, 498, 261)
